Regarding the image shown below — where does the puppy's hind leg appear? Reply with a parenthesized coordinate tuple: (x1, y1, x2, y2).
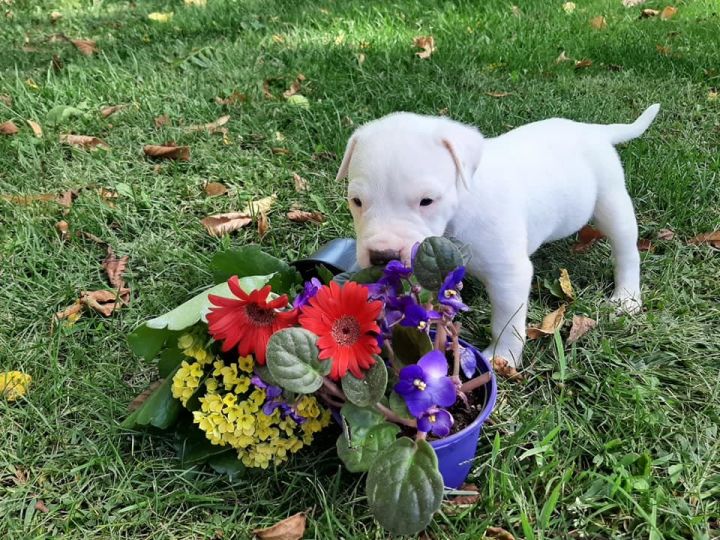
(593, 185, 642, 314)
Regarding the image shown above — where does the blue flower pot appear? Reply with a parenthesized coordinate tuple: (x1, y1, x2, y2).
(429, 337, 497, 488)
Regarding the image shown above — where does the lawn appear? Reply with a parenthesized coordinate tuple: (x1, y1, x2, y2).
(1, 0, 719, 538)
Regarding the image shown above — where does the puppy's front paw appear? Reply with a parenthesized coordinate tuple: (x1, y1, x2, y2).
(610, 293, 643, 315)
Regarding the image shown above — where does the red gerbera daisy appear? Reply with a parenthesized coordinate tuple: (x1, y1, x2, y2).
(206, 277, 297, 365)
(299, 280, 383, 380)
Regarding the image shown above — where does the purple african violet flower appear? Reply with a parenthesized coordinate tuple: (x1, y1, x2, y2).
(394, 350, 457, 417)
(417, 408, 454, 437)
(385, 295, 440, 330)
(252, 375, 305, 423)
(293, 277, 322, 309)
(438, 267, 468, 315)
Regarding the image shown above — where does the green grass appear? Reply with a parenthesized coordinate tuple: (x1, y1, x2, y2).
(1, 0, 719, 538)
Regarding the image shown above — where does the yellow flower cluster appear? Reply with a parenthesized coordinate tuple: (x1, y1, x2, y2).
(0, 371, 32, 401)
(171, 332, 331, 469)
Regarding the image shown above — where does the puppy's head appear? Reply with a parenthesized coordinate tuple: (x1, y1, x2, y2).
(336, 113, 484, 268)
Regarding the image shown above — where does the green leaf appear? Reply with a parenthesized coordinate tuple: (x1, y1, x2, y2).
(413, 236, 464, 291)
(177, 431, 229, 466)
(145, 274, 271, 331)
(391, 325, 433, 367)
(210, 246, 301, 294)
(266, 328, 330, 393)
(122, 369, 181, 430)
(254, 364, 279, 387)
(337, 422, 400, 473)
(208, 451, 246, 480)
(389, 391, 413, 420)
(316, 264, 335, 284)
(341, 358, 388, 407)
(158, 345, 185, 378)
(340, 402, 385, 440)
(349, 266, 384, 284)
(366, 437, 444, 535)
(127, 324, 173, 360)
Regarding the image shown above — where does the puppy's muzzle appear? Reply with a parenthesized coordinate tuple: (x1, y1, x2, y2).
(369, 249, 400, 267)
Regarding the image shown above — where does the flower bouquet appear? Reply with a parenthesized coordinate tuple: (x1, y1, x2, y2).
(124, 237, 496, 535)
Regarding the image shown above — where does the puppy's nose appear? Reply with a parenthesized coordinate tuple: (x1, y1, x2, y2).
(369, 249, 400, 267)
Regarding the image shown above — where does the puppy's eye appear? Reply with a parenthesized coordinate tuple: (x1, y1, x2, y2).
(420, 198, 434, 207)
(351, 197, 362, 208)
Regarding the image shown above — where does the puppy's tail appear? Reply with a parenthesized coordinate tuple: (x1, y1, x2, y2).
(599, 103, 661, 145)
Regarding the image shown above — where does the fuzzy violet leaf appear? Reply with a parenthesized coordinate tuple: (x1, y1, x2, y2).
(266, 328, 331, 393)
(341, 356, 387, 407)
(391, 325, 433, 367)
(366, 437, 444, 535)
(337, 421, 400, 473)
(210, 246, 302, 295)
(413, 236, 464, 291)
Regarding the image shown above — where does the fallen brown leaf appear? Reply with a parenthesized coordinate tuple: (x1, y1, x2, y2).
(143, 144, 190, 161)
(154, 114, 170, 128)
(26, 120, 42, 137)
(292, 172, 308, 192)
(71, 38, 97, 56)
(311, 151, 336, 161)
(34, 500, 49, 513)
(562, 2, 576, 14)
(287, 210, 325, 224)
(103, 246, 129, 290)
(572, 224, 605, 252)
(657, 228, 675, 241)
(660, 6, 677, 20)
(567, 315, 597, 344)
(0, 120, 19, 135)
(637, 238, 654, 252)
(448, 483, 480, 506)
(271, 147, 289, 155)
(485, 91, 511, 98)
(590, 16, 607, 29)
(688, 231, 720, 248)
(258, 211, 269, 239)
(56, 189, 77, 208)
(656, 44, 671, 56)
(490, 357, 523, 381)
(555, 50, 572, 63)
(81, 289, 130, 317)
(282, 73, 306, 99)
(128, 380, 164, 411)
(185, 115, 230, 134)
(13, 468, 28, 486)
(1, 190, 76, 207)
(485, 526, 515, 540)
(55, 220, 70, 242)
(201, 213, 252, 237)
(253, 512, 306, 540)
(574, 59, 593, 70)
(100, 104, 128, 118)
(204, 181, 229, 197)
(215, 91, 246, 105)
(244, 195, 276, 216)
(60, 134, 109, 149)
(0, 94, 11, 107)
(50, 11, 62, 23)
(77, 230, 107, 245)
(262, 78, 276, 99)
(527, 305, 566, 340)
(51, 54, 64, 72)
(413, 35, 435, 59)
(559, 268, 575, 300)
(640, 8, 659, 17)
(272, 34, 285, 44)
(55, 300, 84, 322)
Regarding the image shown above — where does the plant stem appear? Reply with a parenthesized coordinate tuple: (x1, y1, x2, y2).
(322, 377, 346, 400)
(450, 322, 462, 379)
(415, 431, 427, 441)
(459, 372, 492, 394)
(317, 388, 344, 409)
(434, 321, 447, 351)
(374, 402, 417, 428)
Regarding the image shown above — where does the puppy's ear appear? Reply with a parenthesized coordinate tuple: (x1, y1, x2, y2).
(335, 137, 358, 181)
(438, 122, 484, 190)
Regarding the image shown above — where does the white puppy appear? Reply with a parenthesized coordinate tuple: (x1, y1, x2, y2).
(336, 104, 660, 366)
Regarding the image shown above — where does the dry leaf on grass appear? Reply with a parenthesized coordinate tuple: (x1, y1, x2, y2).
(26, 120, 42, 137)
(51, 54, 64, 72)
(282, 73, 306, 99)
(271, 147, 289, 155)
(50, 11, 62, 23)
(81, 289, 130, 316)
(103, 246, 129, 290)
(485, 526, 516, 540)
(215, 92, 246, 105)
(154, 114, 170, 128)
(258, 211, 269, 238)
(100, 104, 128, 118)
(657, 228, 675, 241)
(34, 500, 49, 514)
(555, 51, 572, 63)
(143, 143, 190, 161)
(13, 468, 28, 486)
(660, 6, 677, 20)
(413, 36, 435, 59)
(574, 59, 593, 70)
(128, 380, 163, 411)
(1, 371, 32, 401)
(637, 238, 654, 252)
(185, 115, 230, 135)
(0, 120, 19, 135)
(447, 483, 481, 506)
(562, 2, 576, 14)
(641, 8, 659, 17)
(55, 220, 70, 241)
(559, 268, 575, 300)
(262, 79, 275, 99)
(656, 44, 671, 56)
(0, 94, 11, 107)
(1, 189, 76, 207)
(204, 181, 229, 197)
(148, 12, 173, 22)
(71, 39, 97, 56)
(292, 172, 308, 192)
(527, 305, 566, 340)
(688, 231, 720, 248)
(252, 512, 306, 540)
(572, 224, 605, 252)
(201, 212, 252, 237)
(485, 91, 511, 98)
(60, 134, 109, 149)
(622, 0, 646, 6)
(590, 16, 607, 29)
(287, 210, 325, 224)
(567, 315, 597, 344)
(77, 230, 107, 245)
(491, 357, 522, 381)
